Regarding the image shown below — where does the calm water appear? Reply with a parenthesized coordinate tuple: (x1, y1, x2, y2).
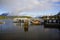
(0, 19, 60, 40)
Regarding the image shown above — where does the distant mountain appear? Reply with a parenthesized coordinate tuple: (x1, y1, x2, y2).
(57, 12, 60, 15)
(0, 13, 8, 16)
(54, 12, 60, 16)
(35, 16, 42, 18)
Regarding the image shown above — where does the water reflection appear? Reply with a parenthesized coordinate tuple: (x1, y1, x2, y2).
(0, 19, 60, 40)
(13, 22, 29, 32)
(44, 24, 60, 29)
(13, 23, 21, 27)
(13, 22, 60, 32)
(23, 25, 28, 32)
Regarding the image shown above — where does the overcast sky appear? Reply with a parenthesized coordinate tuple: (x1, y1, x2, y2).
(0, 0, 60, 16)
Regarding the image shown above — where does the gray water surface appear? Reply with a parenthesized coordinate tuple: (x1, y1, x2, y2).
(0, 19, 60, 40)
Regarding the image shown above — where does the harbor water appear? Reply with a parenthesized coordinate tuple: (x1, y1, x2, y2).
(0, 19, 60, 40)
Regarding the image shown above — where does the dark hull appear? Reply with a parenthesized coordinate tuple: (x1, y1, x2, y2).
(44, 23, 60, 28)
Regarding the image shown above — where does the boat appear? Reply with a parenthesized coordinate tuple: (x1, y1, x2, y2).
(31, 20, 40, 25)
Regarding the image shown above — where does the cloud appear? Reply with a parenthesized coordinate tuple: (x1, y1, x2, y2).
(0, 0, 60, 16)
(51, 0, 60, 2)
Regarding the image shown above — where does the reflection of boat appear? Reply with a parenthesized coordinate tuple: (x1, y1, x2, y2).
(24, 26, 28, 32)
(23, 21, 29, 32)
(44, 23, 60, 28)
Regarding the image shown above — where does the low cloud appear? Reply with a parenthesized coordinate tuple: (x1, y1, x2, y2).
(0, 0, 60, 16)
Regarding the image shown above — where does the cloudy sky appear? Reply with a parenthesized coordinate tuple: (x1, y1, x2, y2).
(0, 0, 60, 16)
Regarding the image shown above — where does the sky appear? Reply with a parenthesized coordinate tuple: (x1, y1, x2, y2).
(0, 0, 60, 17)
